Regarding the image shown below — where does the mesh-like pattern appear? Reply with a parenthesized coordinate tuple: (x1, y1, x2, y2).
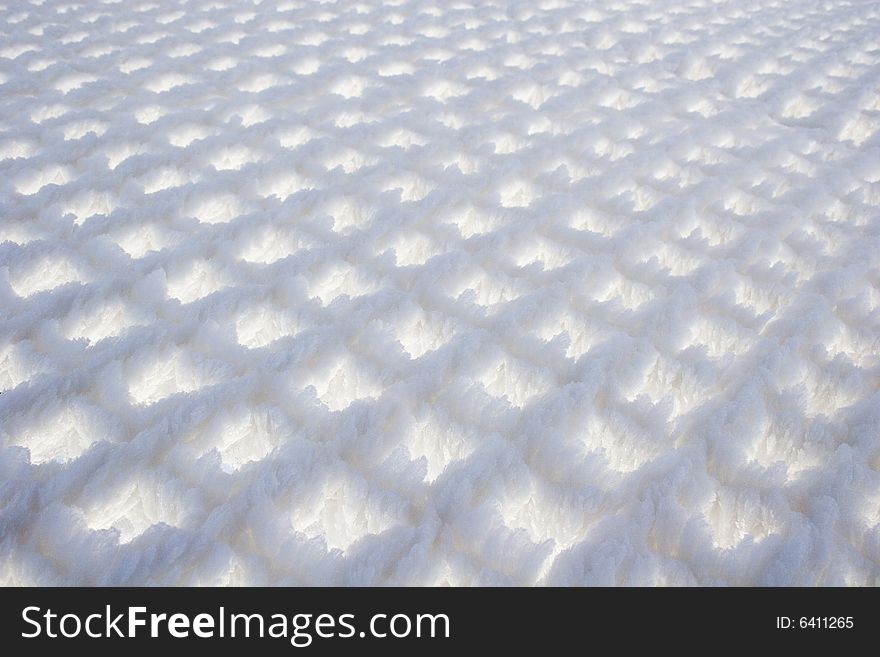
(1, 0, 879, 585)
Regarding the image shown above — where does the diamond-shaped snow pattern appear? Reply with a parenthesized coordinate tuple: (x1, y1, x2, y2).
(1, 0, 879, 586)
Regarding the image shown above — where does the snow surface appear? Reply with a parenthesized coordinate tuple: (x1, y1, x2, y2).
(1, 0, 880, 586)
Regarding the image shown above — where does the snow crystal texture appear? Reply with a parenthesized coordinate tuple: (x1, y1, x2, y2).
(1, 0, 880, 586)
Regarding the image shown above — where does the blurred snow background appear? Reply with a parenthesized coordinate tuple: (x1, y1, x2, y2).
(1, 0, 879, 585)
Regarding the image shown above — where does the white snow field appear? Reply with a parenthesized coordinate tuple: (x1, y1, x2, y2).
(1, 0, 880, 586)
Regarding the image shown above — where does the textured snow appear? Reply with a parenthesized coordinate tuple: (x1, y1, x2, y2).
(1, 0, 880, 586)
